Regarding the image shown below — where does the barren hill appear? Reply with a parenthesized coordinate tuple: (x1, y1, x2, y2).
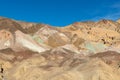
(0, 17, 120, 80)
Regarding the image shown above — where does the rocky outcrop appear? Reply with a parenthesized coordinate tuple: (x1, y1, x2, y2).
(0, 30, 14, 50)
(5, 51, 120, 80)
(0, 17, 120, 80)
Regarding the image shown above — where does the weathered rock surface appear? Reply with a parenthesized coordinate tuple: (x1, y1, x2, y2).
(0, 17, 120, 80)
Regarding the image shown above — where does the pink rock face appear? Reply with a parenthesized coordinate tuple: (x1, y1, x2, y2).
(11, 30, 49, 52)
(0, 30, 14, 50)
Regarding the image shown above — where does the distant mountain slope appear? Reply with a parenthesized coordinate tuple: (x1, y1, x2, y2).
(0, 17, 120, 80)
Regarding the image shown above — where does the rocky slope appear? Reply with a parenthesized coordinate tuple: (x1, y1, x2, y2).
(0, 17, 120, 80)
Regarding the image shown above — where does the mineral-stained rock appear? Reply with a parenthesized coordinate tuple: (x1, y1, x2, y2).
(0, 17, 120, 80)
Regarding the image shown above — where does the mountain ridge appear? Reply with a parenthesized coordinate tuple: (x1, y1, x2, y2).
(0, 17, 120, 80)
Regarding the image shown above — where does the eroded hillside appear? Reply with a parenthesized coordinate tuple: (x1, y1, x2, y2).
(0, 17, 120, 80)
